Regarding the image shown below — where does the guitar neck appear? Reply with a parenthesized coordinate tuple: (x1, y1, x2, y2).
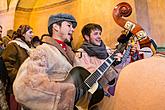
(121, 45, 132, 64)
(84, 50, 118, 88)
(84, 45, 132, 88)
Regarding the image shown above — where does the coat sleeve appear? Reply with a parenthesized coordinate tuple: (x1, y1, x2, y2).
(74, 50, 99, 73)
(102, 66, 119, 85)
(1, 43, 18, 84)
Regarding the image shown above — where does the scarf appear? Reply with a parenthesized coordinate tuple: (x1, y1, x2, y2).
(81, 41, 108, 59)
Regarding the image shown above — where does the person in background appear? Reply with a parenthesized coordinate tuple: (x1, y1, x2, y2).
(1, 25, 33, 110)
(13, 13, 79, 110)
(0, 40, 4, 55)
(0, 24, 9, 110)
(116, 29, 152, 67)
(0, 25, 3, 41)
(0, 25, 4, 53)
(2, 29, 14, 48)
(31, 36, 41, 48)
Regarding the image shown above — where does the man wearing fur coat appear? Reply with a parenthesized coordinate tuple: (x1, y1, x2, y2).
(13, 13, 78, 110)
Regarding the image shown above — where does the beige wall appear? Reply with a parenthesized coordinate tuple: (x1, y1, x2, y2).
(14, 0, 136, 49)
(147, 0, 165, 46)
(0, 0, 18, 35)
(73, 0, 136, 49)
(0, 0, 164, 49)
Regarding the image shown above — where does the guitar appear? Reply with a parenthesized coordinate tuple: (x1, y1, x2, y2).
(70, 43, 130, 109)
(121, 45, 132, 64)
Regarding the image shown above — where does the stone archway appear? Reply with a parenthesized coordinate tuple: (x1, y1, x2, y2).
(0, 0, 19, 35)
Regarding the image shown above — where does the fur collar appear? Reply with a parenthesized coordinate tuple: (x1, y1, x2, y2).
(9, 38, 31, 54)
(42, 36, 74, 65)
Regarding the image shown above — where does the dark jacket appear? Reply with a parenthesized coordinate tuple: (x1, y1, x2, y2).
(1, 38, 30, 93)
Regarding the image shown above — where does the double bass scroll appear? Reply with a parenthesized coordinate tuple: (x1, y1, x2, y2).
(113, 2, 157, 55)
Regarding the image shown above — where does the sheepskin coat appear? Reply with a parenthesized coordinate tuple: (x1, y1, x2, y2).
(13, 36, 76, 110)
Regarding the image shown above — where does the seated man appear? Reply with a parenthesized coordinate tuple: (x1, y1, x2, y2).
(74, 23, 122, 98)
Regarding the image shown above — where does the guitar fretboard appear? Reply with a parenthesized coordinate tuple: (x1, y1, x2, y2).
(84, 51, 117, 88)
(121, 45, 131, 64)
(84, 45, 131, 88)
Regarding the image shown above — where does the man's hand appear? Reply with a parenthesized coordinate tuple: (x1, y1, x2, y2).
(130, 42, 140, 56)
(114, 52, 123, 61)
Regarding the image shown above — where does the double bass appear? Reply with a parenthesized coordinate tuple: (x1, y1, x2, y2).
(113, 2, 157, 58)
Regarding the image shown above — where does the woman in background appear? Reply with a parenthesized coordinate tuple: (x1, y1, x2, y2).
(1, 25, 33, 110)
